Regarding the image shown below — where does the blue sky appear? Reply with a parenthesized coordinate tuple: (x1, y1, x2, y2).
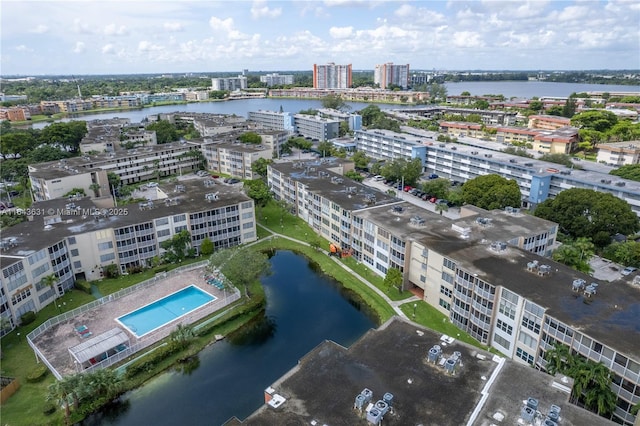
(2, 0, 639, 76)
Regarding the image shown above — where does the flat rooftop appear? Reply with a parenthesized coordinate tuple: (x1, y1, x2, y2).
(0, 175, 251, 262)
(271, 160, 400, 212)
(242, 317, 609, 426)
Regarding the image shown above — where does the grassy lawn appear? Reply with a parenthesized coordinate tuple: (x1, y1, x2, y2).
(399, 301, 492, 352)
(341, 256, 414, 302)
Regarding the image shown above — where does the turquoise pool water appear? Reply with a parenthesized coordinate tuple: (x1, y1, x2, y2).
(117, 285, 216, 337)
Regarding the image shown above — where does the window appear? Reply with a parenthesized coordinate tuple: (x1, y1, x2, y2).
(67, 236, 77, 245)
(440, 286, 452, 297)
(73, 261, 82, 269)
(11, 287, 32, 305)
(420, 275, 426, 283)
(155, 218, 169, 226)
(496, 319, 513, 335)
(494, 333, 510, 350)
(516, 348, 535, 365)
(499, 300, 516, 320)
(441, 271, 454, 284)
(521, 315, 541, 334)
(28, 249, 48, 265)
(70, 249, 80, 257)
(439, 299, 451, 310)
(443, 258, 456, 270)
(100, 253, 116, 262)
(98, 241, 113, 251)
(518, 332, 537, 348)
(173, 214, 186, 222)
(95, 230, 109, 240)
(157, 229, 171, 237)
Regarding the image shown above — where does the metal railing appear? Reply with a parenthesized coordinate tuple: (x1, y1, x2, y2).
(26, 260, 240, 378)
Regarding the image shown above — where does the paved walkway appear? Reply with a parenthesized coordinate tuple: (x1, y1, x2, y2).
(257, 223, 420, 319)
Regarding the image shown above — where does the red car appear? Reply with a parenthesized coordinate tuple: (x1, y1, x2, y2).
(404, 186, 412, 192)
(429, 197, 438, 203)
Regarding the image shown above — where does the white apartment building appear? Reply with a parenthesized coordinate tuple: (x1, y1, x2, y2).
(597, 141, 640, 166)
(267, 159, 639, 425)
(0, 179, 256, 331)
(248, 110, 296, 132)
(259, 73, 294, 87)
(293, 114, 340, 142)
(374, 63, 410, 90)
(211, 76, 248, 91)
(313, 63, 352, 89)
(354, 129, 427, 167)
(201, 141, 272, 179)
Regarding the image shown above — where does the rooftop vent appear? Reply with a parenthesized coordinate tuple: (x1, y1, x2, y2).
(484, 153, 493, 158)
(572, 279, 586, 292)
(471, 151, 478, 155)
(527, 260, 539, 272)
(205, 192, 219, 201)
(584, 283, 598, 297)
(392, 205, 404, 214)
(615, 181, 626, 187)
(538, 264, 552, 276)
(476, 217, 491, 226)
(490, 241, 507, 252)
(601, 179, 612, 184)
(428, 345, 442, 363)
(524, 162, 534, 167)
(410, 216, 425, 226)
(452, 223, 471, 239)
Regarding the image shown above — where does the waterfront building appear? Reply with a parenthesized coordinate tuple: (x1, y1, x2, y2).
(527, 115, 572, 130)
(0, 179, 256, 330)
(318, 108, 362, 131)
(0, 106, 31, 122)
(248, 110, 295, 132)
(211, 76, 248, 91)
(374, 63, 410, 90)
(267, 159, 639, 425)
(313, 63, 352, 89)
(354, 129, 427, 167)
(268, 87, 429, 103)
(293, 114, 340, 142)
(259, 73, 294, 87)
(597, 141, 640, 166)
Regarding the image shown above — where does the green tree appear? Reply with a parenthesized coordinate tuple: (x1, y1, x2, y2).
(539, 153, 576, 168)
(317, 141, 333, 157)
(421, 178, 450, 199)
(107, 172, 120, 193)
(461, 174, 522, 210)
(170, 324, 196, 349)
(528, 100, 543, 112)
(351, 151, 370, 169)
(552, 241, 592, 273)
(602, 241, 640, 267)
(160, 230, 192, 263)
(251, 158, 273, 178)
(435, 202, 449, 216)
(47, 378, 73, 421)
(383, 267, 403, 292)
(534, 188, 639, 247)
(339, 121, 350, 137)
(39, 121, 87, 153)
(238, 132, 262, 144)
(502, 146, 533, 158)
(89, 183, 101, 197)
(610, 164, 640, 182)
(244, 179, 272, 207)
(571, 110, 618, 133)
(209, 247, 270, 298)
(359, 105, 384, 127)
(344, 170, 363, 182)
(199, 237, 214, 256)
(86, 368, 122, 400)
(146, 120, 178, 144)
(42, 274, 61, 312)
(321, 94, 350, 111)
(0, 131, 38, 154)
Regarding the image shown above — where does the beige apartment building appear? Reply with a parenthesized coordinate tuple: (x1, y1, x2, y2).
(597, 141, 640, 166)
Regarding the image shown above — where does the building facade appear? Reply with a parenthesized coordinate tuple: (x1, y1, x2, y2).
(597, 142, 640, 166)
(313, 63, 352, 89)
(293, 114, 340, 142)
(259, 73, 294, 87)
(201, 141, 272, 179)
(374, 63, 410, 90)
(248, 110, 296, 132)
(211, 76, 248, 91)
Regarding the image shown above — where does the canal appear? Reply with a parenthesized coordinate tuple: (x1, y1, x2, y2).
(85, 251, 377, 425)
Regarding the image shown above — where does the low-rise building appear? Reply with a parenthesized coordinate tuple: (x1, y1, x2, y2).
(201, 140, 272, 179)
(248, 110, 295, 132)
(0, 178, 256, 328)
(293, 114, 340, 142)
(597, 141, 640, 166)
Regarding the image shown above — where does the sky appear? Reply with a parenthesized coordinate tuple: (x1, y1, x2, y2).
(2, 0, 639, 76)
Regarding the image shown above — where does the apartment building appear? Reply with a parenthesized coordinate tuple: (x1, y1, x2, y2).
(354, 129, 427, 167)
(317, 108, 362, 131)
(313, 63, 352, 89)
(0, 106, 31, 122)
(268, 87, 430, 104)
(39, 99, 94, 113)
(527, 115, 572, 130)
(390, 106, 518, 126)
(201, 140, 272, 179)
(0, 179, 256, 330)
(374, 63, 410, 90)
(267, 161, 639, 425)
(254, 130, 289, 157)
(29, 141, 202, 200)
(211, 76, 248, 91)
(293, 114, 340, 142)
(248, 110, 296, 132)
(259, 73, 294, 87)
(92, 96, 141, 109)
(597, 141, 640, 166)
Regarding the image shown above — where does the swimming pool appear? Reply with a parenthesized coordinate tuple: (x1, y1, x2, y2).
(116, 285, 216, 338)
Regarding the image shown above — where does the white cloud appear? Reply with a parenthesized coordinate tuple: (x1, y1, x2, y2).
(329, 26, 353, 39)
(72, 18, 92, 34)
(30, 24, 49, 34)
(138, 40, 163, 52)
(15, 45, 32, 52)
(451, 31, 484, 48)
(104, 23, 128, 36)
(72, 42, 85, 54)
(209, 16, 235, 32)
(101, 44, 115, 55)
(163, 22, 184, 32)
(250, 1, 282, 19)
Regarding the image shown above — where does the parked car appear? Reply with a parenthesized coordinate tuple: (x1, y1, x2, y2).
(373, 175, 385, 181)
(621, 266, 637, 276)
(429, 197, 438, 203)
(421, 193, 431, 201)
(428, 173, 439, 179)
(403, 186, 412, 192)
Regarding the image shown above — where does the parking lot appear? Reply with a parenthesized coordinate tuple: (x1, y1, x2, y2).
(362, 177, 461, 220)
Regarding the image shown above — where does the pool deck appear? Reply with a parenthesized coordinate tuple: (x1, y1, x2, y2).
(31, 267, 232, 377)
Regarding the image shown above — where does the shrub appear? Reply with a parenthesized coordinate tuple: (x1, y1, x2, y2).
(103, 264, 120, 278)
(42, 402, 57, 415)
(74, 279, 92, 294)
(26, 365, 48, 383)
(20, 311, 36, 326)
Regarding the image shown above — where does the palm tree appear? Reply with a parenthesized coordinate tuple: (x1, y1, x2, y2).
(47, 380, 72, 422)
(544, 344, 573, 375)
(170, 324, 196, 349)
(42, 274, 61, 312)
(87, 369, 122, 400)
(435, 203, 448, 216)
(89, 183, 101, 198)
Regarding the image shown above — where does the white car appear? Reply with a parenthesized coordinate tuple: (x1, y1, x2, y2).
(621, 266, 637, 276)
(373, 175, 385, 181)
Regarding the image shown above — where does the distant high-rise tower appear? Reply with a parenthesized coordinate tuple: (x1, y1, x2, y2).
(313, 63, 352, 89)
(374, 63, 410, 90)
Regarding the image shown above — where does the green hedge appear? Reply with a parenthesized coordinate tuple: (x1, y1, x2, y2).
(25, 365, 48, 383)
(74, 279, 92, 294)
(20, 311, 36, 326)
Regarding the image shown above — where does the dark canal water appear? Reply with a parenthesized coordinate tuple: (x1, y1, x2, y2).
(84, 251, 376, 425)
